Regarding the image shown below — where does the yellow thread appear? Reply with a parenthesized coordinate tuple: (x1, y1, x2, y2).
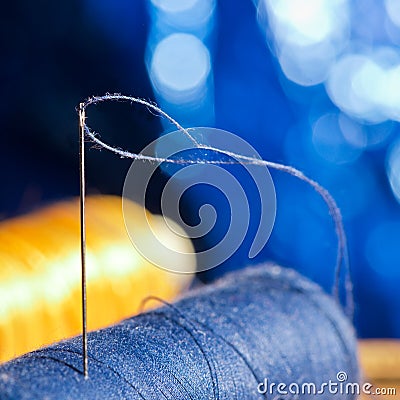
(0, 195, 195, 363)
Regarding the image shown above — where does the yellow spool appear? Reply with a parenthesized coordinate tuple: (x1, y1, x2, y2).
(0, 195, 195, 363)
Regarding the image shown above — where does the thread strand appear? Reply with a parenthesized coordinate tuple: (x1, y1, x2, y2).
(78, 93, 353, 317)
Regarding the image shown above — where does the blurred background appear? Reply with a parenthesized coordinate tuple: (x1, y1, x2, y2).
(1, 0, 399, 338)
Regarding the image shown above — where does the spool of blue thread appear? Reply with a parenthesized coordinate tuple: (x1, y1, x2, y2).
(0, 264, 358, 399)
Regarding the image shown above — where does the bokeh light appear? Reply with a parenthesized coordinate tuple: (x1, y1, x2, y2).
(257, 0, 349, 86)
(149, 33, 211, 104)
(146, 0, 216, 127)
(149, 0, 215, 40)
(144, 0, 400, 337)
(327, 49, 400, 123)
(385, 0, 400, 28)
(312, 113, 363, 164)
(386, 139, 400, 204)
(338, 113, 367, 149)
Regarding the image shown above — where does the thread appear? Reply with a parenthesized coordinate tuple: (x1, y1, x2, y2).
(0, 264, 359, 399)
(0, 195, 194, 363)
(79, 93, 353, 315)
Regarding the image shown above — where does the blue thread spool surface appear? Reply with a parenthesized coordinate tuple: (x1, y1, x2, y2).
(0, 264, 358, 399)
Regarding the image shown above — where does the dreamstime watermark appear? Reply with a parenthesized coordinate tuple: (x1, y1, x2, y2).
(257, 371, 397, 397)
(122, 127, 276, 273)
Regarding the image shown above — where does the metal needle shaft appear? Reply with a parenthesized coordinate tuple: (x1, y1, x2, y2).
(79, 103, 88, 378)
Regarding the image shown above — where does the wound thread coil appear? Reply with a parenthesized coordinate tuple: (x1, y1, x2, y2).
(0, 195, 195, 363)
(0, 264, 359, 399)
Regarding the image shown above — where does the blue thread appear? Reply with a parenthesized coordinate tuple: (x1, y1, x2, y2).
(0, 264, 358, 399)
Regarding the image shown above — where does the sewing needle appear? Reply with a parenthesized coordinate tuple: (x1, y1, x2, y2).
(79, 102, 88, 378)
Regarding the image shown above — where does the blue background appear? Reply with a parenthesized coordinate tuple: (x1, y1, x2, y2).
(1, 0, 399, 337)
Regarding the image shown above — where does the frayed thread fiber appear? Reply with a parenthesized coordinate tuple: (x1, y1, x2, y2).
(79, 94, 352, 314)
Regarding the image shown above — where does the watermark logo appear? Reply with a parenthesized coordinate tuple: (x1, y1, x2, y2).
(257, 371, 397, 397)
(336, 371, 348, 382)
(122, 127, 276, 273)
